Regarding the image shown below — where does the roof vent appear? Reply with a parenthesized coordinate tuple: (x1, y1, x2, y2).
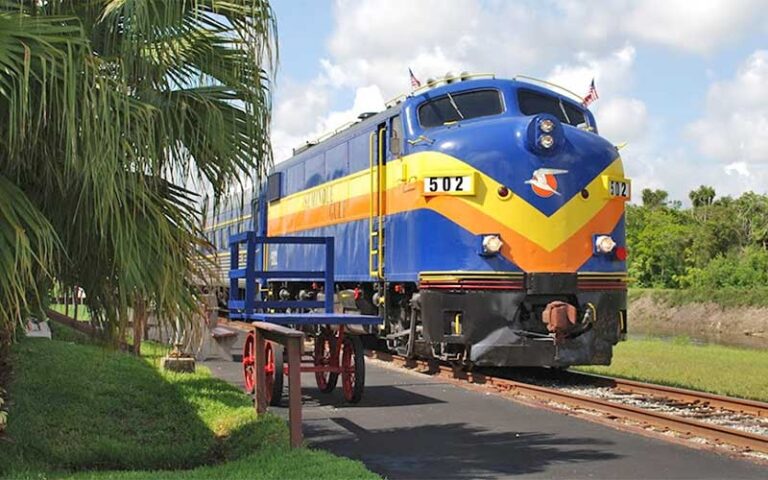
(358, 112, 376, 120)
(293, 141, 317, 155)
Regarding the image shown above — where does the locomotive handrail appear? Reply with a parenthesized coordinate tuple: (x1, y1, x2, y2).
(368, 132, 376, 276)
(513, 74, 585, 104)
(228, 233, 335, 315)
(368, 131, 385, 279)
(385, 72, 497, 107)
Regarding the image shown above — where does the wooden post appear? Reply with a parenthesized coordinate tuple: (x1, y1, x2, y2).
(251, 322, 304, 448)
(287, 336, 303, 448)
(73, 287, 79, 321)
(254, 330, 267, 415)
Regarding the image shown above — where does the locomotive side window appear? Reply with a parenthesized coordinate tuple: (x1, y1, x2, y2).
(389, 115, 403, 156)
(266, 171, 282, 203)
(418, 89, 503, 128)
(517, 89, 586, 127)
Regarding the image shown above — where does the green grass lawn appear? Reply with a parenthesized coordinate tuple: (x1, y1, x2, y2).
(0, 325, 377, 479)
(577, 337, 768, 402)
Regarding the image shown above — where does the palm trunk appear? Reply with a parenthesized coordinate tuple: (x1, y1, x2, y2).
(133, 297, 146, 356)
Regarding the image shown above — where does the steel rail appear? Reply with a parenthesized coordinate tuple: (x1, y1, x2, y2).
(562, 371, 768, 418)
(365, 351, 768, 454)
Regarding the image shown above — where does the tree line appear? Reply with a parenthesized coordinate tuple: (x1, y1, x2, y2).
(627, 186, 768, 289)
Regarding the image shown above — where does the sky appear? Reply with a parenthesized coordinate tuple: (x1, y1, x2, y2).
(269, 0, 768, 203)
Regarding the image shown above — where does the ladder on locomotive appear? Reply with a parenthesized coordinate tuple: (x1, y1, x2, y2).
(368, 128, 385, 279)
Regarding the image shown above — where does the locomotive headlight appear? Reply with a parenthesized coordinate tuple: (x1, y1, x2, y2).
(539, 119, 555, 133)
(482, 234, 503, 255)
(539, 135, 555, 149)
(595, 235, 617, 254)
(527, 115, 561, 154)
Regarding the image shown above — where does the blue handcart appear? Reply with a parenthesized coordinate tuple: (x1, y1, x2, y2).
(228, 233, 381, 404)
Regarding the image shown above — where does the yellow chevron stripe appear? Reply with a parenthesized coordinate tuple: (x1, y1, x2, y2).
(268, 152, 626, 252)
(384, 152, 625, 251)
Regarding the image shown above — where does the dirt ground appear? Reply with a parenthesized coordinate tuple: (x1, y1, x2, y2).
(629, 294, 768, 349)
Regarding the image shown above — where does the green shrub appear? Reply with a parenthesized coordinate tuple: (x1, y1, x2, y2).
(679, 246, 768, 289)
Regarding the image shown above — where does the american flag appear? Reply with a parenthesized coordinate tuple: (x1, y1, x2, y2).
(409, 68, 422, 89)
(582, 78, 599, 107)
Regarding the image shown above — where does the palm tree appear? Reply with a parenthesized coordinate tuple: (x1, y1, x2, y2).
(689, 185, 716, 208)
(0, 0, 276, 348)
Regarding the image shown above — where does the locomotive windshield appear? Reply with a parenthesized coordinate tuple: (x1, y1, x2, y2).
(418, 89, 503, 128)
(517, 89, 587, 127)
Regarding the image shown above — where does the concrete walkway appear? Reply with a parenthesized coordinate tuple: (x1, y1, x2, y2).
(204, 358, 766, 479)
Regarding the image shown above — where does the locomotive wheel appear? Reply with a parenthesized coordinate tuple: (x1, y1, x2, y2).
(314, 330, 339, 393)
(242, 332, 256, 394)
(341, 335, 365, 403)
(265, 342, 284, 407)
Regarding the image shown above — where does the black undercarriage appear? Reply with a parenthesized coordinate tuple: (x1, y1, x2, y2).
(232, 273, 627, 368)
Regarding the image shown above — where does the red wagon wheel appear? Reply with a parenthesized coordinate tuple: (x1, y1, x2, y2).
(314, 329, 339, 393)
(242, 333, 284, 406)
(341, 334, 365, 403)
(242, 332, 256, 394)
(265, 341, 284, 407)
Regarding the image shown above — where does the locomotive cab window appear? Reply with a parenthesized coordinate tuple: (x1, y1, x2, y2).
(418, 89, 503, 128)
(517, 89, 587, 127)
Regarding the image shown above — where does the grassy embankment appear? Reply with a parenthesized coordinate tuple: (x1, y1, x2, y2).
(628, 287, 768, 308)
(577, 337, 768, 402)
(0, 323, 378, 480)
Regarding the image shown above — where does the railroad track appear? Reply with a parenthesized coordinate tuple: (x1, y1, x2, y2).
(556, 370, 767, 418)
(365, 350, 768, 457)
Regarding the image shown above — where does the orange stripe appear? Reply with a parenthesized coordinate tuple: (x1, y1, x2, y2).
(431, 196, 623, 271)
(387, 186, 624, 271)
(268, 184, 624, 272)
(268, 195, 371, 235)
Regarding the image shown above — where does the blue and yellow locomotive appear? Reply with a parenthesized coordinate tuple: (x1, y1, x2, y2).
(206, 73, 630, 367)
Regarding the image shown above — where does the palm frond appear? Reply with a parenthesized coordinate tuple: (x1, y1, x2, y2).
(0, 0, 277, 343)
(0, 175, 58, 332)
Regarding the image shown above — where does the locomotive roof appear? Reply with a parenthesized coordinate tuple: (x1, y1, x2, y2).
(272, 77, 587, 173)
(274, 105, 400, 171)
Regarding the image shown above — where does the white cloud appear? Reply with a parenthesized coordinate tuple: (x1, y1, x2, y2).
(272, 81, 330, 137)
(725, 161, 750, 177)
(271, 85, 385, 162)
(687, 50, 768, 165)
(317, 85, 385, 134)
(546, 45, 637, 97)
(623, 0, 765, 53)
(595, 97, 649, 144)
(311, 0, 768, 99)
(625, 149, 768, 202)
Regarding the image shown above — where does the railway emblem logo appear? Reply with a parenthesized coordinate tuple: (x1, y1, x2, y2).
(525, 168, 568, 198)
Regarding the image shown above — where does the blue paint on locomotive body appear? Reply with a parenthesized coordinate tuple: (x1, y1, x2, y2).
(208, 78, 628, 283)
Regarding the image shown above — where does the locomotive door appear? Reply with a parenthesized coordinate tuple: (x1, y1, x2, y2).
(368, 123, 387, 278)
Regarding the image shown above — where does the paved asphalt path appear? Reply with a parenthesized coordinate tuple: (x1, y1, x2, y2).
(204, 358, 766, 479)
